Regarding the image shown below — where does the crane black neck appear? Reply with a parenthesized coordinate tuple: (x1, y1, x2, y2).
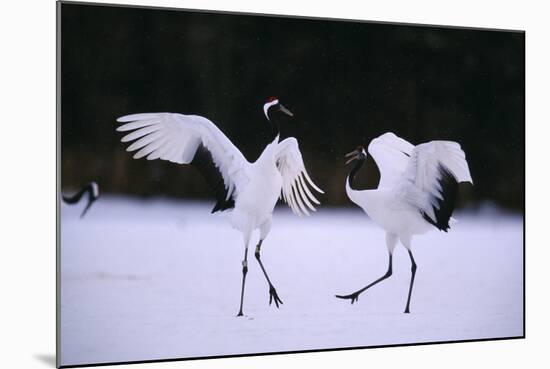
(62, 183, 94, 204)
(348, 155, 366, 190)
(268, 114, 281, 141)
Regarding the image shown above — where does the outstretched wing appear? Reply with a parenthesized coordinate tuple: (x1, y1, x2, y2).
(396, 140, 473, 231)
(275, 137, 324, 216)
(368, 132, 414, 189)
(116, 113, 250, 213)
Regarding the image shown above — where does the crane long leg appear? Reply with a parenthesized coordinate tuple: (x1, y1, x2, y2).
(404, 249, 417, 313)
(335, 252, 393, 304)
(236, 245, 249, 317)
(255, 240, 283, 308)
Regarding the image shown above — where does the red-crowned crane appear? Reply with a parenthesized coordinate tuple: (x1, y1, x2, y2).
(336, 132, 472, 313)
(116, 98, 323, 316)
(62, 182, 100, 218)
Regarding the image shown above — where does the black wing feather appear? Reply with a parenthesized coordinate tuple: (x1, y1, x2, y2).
(421, 164, 458, 232)
(191, 143, 235, 213)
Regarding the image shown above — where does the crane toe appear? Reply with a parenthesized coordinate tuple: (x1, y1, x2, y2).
(269, 286, 283, 308)
(335, 292, 360, 304)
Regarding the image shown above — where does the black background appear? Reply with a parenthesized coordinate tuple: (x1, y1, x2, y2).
(61, 3, 524, 210)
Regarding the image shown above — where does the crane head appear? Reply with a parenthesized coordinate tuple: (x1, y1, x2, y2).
(263, 96, 294, 121)
(345, 145, 367, 165)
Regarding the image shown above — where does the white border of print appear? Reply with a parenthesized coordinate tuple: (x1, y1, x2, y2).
(2, 1, 547, 369)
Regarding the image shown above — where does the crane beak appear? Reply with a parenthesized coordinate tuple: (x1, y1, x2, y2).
(80, 198, 96, 218)
(278, 104, 294, 117)
(345, 149, 360, 165)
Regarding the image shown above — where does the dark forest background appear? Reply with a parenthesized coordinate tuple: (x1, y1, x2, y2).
(60, 3, 525, 211)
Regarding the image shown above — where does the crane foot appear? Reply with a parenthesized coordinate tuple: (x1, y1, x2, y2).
(335, 292, 360, 304)
(269, 285, 283, 308)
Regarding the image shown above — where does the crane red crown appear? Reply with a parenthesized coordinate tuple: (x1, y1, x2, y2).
(266, 96, 278, 103)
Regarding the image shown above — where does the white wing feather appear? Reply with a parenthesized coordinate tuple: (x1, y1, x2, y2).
(368, 132, 414, 189)
(275, 137, 324, 217)
(116, 112, 250, 198)
(397, 140, 473, 220)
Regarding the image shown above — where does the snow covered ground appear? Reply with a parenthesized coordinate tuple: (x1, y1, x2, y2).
(59, 197, 523, 366)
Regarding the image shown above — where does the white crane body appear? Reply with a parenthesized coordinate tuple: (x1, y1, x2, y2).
(346, 187, 433, 238)
(228, 137, 283, 239)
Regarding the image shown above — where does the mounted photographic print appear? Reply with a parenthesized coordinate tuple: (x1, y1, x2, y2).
(57, 1, 525, 367)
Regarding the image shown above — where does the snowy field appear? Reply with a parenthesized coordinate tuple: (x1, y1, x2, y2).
(59, 197, 523, 366)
